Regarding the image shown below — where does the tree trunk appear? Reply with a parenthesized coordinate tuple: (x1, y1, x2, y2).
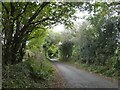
(3, 37, 27, 65)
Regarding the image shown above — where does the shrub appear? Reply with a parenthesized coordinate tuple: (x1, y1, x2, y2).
(2, 58, 54, 88)
(25, 58, 54, 80)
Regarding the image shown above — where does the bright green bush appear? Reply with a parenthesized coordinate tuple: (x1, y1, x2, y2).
(25, 58, 54, 80)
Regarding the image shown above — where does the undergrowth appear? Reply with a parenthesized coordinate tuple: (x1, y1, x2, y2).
(67, 60, 119, 80)
(2, 57, 54, 88)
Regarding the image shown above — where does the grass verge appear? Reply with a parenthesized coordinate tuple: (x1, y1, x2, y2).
(63, 60, 119, 80)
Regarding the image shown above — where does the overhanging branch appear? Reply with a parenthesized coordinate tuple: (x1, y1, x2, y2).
(28, 2, 50, 23)
(31, 10, 65, 26)
(20, 2, 50, 35)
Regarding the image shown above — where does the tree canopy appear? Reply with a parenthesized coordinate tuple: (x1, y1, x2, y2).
(2, 2, 83, 64)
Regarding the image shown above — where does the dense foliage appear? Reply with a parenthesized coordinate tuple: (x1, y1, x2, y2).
(2, 2, 83, 88)
(2, 2, 82, 65)
(58, 2, 120, 78)
(2, 57, 54, 88)
(59, 41, 73, 61)
(2, 1, 119, 88)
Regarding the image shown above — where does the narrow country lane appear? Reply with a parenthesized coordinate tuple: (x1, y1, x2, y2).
(53, 61, 118, 88)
